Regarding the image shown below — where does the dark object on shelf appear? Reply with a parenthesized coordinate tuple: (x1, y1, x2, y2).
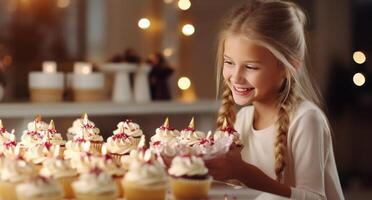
(147, 53, 173, 100)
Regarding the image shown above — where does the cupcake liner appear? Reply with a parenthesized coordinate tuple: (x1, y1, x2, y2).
(0, 181, 18, 200)
(58, 176, 78, 198)
(169, 176, 212, 200)
(90, 141, 103, 154)
(122, 180, 166, 200)
(109, 153, 123, 165)
(113, 176, 124, 198)
(75, 192, 117, 200)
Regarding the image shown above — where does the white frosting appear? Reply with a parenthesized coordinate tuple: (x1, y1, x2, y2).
(41, 129, 66, 146)
(24, 143, 60, 164)
(64, 139, 89, 160)
(0, 128, 15, 143)
(16, 176, 62, 198)
(72, 170, 117, 195)
(124, 160, 166, 186)
(29, 72, 64, 88)
(1, 141, 18, 159)
(67, 117, 94, 135)
(106, 133, 137, 155)
(150, 126, 180, 144)
(0, 158, 37, 183)
(40, 158, 78, 179)
(115, 120, 143, 137)
(73, 119, 103, 142)
(168, 156, 208, 177)
(214, 127, 241, 145)
(179, 129, 206, 146)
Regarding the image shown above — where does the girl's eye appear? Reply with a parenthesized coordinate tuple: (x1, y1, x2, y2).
(223, 60, 234, 65)
(245, 65, 258, 70)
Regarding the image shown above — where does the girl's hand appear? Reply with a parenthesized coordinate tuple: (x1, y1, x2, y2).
(205, 145, 244, 181)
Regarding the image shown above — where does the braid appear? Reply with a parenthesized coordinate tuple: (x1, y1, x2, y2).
(216, 82, 236, 129)
(274, 85, 301, 182)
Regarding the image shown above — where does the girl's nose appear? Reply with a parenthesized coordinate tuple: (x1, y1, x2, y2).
(230, 66, 245, 83)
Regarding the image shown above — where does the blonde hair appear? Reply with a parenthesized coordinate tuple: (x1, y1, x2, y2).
(216, 0, 325, 182)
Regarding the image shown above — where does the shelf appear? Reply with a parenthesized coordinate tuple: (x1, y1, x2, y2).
(0, 100, 219, 118)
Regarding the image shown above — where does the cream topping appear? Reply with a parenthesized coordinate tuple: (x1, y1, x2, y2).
(24, 142, 60, 164)
(40, 158, 78, 179)
(115, 120, 143, 137)
(0, 158, 37, 183)
(16, 176, 62, 198)
(168, 155, 208, 177)
(124, 160, 166, 186)
(72, 168, 117, 195)
(106, 133, 137, 155)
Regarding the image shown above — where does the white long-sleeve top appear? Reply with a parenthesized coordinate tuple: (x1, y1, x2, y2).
(235, 101, 344, 200)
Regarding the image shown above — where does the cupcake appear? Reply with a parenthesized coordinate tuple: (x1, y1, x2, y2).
(73, 114, 103, 154)
(214, 118, 242, 146)
(179, 118, 206, 146)
(123, 155, 167, 200)
(66, 113, 95, 140)
(106, 128, 138, 164)
(40, 158, 78, 198)
(19, 116, 48, 154)
(1, 140, 19, 159)
(41, 120, 66, 156)
(16, 176, 63, 200)
(0, 120, 16, 143)
(64, 138, 91, 160)
(168, 155, 212, 200)
(24, 142, 61, 171)
(73, 167, 118, 200)
(0, 157, 37, 200)
(115, 119, 143, 145)
(96, 153, 126, 198)
(150, 118, 180, 144)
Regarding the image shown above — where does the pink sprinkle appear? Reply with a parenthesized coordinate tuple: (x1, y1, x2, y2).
(159, 126, 175, 131)
(3, 140, 16, 148)
(153, 141, 161, 146)
(0, 128, 7, 133)
(221, 126, 237, 135)
(112, 133, 129, 140)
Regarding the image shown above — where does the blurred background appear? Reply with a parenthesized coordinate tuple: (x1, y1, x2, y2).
(0, 0, 371, 198)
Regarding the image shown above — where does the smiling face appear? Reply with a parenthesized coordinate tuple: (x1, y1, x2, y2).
(222, 34, 286, 106)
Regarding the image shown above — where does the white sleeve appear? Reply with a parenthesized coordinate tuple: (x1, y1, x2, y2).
(289, 110, 327, 200)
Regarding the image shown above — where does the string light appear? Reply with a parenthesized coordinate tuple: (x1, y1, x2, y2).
(353, 51, 366, 64)
(138, 18, 151, 29)
(178, 0, 191, 10)
(163, 48, 173, 57)
(353, 72, 366, 86)
(178, 77, 191, 90)
(182, 24, 195, 36)
(164, 0, 174, 4)
(57, 0, 70, 8)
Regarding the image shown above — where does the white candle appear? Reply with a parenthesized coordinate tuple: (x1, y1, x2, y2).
(42, 61, 57, 73)
(74, 62, 92, 74)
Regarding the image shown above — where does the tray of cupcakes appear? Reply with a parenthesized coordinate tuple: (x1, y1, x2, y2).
(0, 114, 242, 200)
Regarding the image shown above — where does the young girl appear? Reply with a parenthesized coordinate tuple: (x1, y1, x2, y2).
(209, 0, 345, 199)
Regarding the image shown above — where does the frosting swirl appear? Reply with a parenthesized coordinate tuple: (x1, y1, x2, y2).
(124, 159, 166, 186)
(106, 133, 137, 155)
(24, 142, 60, 164)
(72, 168, 117, 195)
(16, 176, 62, 198)
(0, 158, 37, 183)
(115, 119, 143, 138)
(40, 158, 78, 179)
(168, 155, 208, 177)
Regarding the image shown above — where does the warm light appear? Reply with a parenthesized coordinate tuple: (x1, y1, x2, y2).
(138, 18, 151, 29)
(57, 0, 70, 8)
(353, 51, 366, 64)
(2, 55, 12, 66)
(42, 61, 57, 73)
(353, 73, 366, 86)
(74, 62, 92, 74)
(164, 0, 173, 4)
(178, 0, 191, 10)
(182, 24, 195, 36)
(163, 48, 173, 57)
(178, 77, 191, 90)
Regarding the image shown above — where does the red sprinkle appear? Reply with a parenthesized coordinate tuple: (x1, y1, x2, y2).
(44, 142, 53, 150)
(3, 140, 16, 148)
(112, 133, 129, 140)
(159, 126, 175, 131)
(153, 141, 161, 146)
(221, 126, 237, 135)
(0, 128, 7, 133)
(182, 127, 195, 132)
